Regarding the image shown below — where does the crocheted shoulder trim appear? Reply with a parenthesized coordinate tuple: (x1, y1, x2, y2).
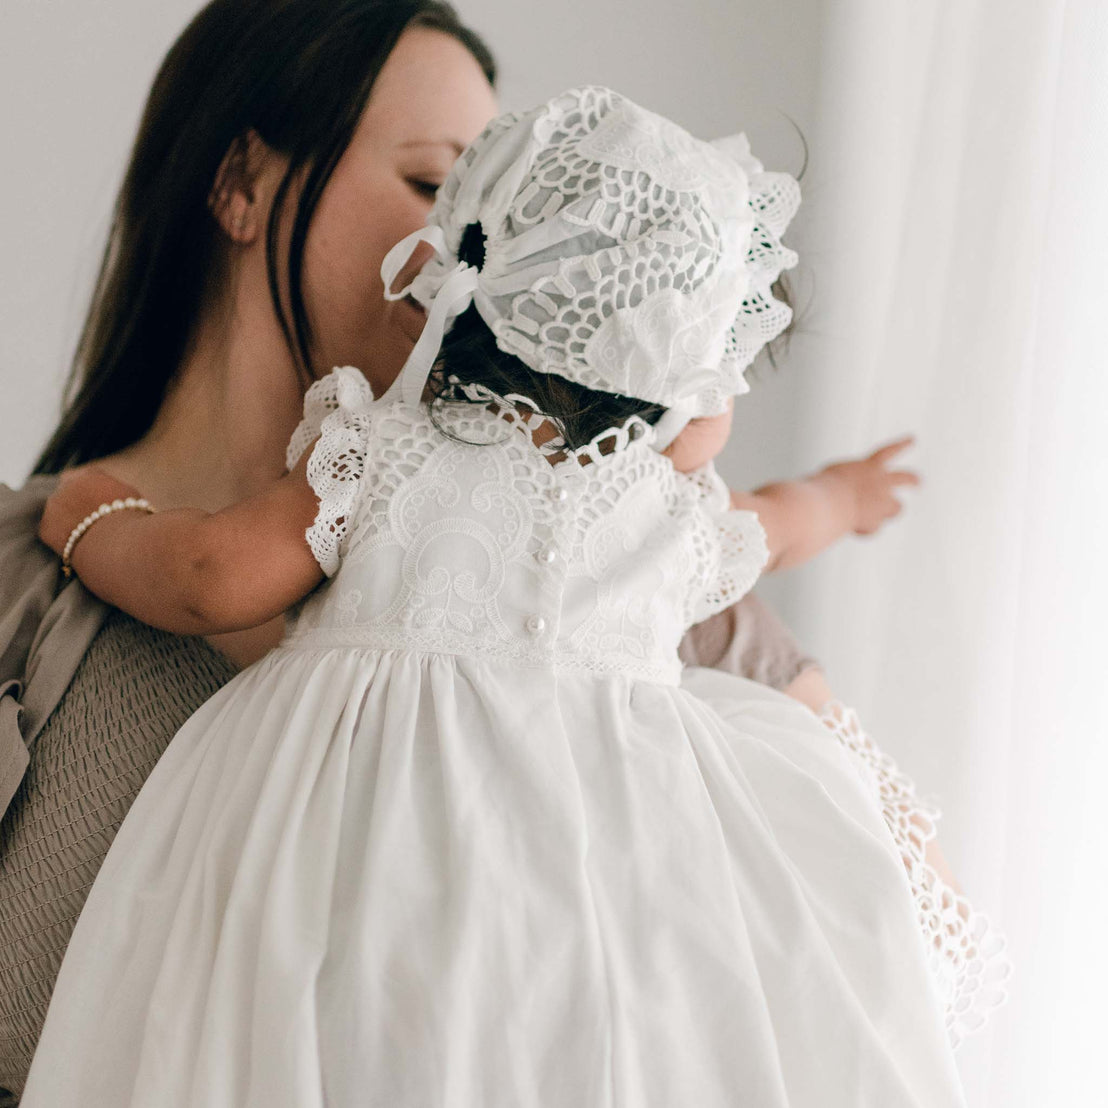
(286, 367, 376, 576)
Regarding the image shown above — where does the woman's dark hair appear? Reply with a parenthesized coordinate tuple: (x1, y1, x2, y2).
(34, 0, 495, 475)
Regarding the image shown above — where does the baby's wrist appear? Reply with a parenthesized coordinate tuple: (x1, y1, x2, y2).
(810, 466, 861, 533)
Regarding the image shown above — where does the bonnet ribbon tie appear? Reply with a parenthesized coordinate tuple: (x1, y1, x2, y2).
(379, 225, 479, 407)
(650, 395, 699, 453)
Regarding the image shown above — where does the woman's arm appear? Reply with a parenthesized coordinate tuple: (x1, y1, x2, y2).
(38, 453, 325, 635)
(730, 437, 920, 573)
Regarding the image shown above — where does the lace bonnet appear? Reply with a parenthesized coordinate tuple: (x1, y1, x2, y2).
(380, 85, 799, 445)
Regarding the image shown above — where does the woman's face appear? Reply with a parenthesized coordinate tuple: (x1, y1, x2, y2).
(300, 26, 499, 394)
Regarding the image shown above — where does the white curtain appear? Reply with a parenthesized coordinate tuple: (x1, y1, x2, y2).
(781, 1, 1108, 1102)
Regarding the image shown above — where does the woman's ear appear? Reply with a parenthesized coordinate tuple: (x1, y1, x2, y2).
(207, 129, 273, 245)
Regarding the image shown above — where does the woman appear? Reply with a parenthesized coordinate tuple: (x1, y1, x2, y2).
(0, 0, 933, 1100)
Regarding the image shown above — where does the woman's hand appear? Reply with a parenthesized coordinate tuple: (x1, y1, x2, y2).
(818, 435, 920, 535)
(662, 400, 734, 473)
(38, 467, 146, 557)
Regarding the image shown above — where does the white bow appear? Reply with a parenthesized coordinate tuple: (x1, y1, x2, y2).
(650, 396, 699, 452)
(379, 225, 480, 407)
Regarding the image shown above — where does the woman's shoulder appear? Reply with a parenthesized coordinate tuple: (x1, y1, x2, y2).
(0, 474, 90, 814)
(0, 467, 108, 673)
(0, 474, 65, 645)
(0, 474, 57, 541)
(0, 473, 112, 738)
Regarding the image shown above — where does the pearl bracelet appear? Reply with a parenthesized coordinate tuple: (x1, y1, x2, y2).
(60, 497, 155, 579)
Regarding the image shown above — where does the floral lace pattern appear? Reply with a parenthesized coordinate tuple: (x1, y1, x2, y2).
(283, 368, 768, 684)
(817, 701, 1013, 1050)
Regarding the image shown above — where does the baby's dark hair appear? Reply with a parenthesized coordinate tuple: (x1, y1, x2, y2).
(429, 305, 667, 450)
(428, 222, 666, 450)
(428, 221, 796, 449)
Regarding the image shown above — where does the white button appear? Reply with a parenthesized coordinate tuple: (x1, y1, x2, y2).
(552, 487, 569, 503)
(537, 547, 557, 565)
(525, 615, 546, 635)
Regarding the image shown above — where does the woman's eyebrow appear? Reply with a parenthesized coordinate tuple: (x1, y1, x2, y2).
(398, 139, 466, 155)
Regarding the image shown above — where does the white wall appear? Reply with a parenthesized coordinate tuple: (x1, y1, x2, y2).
(0, 1, 209, 487)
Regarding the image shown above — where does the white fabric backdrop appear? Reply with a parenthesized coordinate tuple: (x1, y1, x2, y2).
(780, 1, 1108, 1103)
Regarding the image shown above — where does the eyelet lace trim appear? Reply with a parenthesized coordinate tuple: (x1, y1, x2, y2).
(816, 701, 1013, 1050)
(285, 367, 376, 576)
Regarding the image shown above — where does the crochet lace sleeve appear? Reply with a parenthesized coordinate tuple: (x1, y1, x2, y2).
(682, 463, 770, 626)
(284, 366, 376, 577)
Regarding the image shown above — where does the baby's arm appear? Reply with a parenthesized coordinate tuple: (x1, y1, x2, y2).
(665, 411, 919, 574)
(38, 452, 325, 636)
(730, 437, 919, 572)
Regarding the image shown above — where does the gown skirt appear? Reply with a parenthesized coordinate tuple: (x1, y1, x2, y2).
(20, 644, 966, 1107)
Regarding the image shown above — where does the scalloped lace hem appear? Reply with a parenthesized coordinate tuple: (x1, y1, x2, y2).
(816, 700, 1012, 1051)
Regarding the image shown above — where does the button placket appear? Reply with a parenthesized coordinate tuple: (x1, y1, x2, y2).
(525, 478, 574, 644)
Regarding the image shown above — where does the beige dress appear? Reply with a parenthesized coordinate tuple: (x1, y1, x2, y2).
(0, 476, 817, 1103)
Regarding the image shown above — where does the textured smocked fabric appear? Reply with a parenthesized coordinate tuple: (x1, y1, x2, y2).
(22, 374, 968, 1107)
(0, 609, 237, 1101)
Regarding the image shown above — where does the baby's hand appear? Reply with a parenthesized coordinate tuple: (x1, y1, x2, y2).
(38, 468, 146, 557)
(820, 435, 920, 535)
(662, 400, 734, 473)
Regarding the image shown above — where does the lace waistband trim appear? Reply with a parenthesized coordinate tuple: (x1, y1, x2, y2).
(279, 626, 682, 686)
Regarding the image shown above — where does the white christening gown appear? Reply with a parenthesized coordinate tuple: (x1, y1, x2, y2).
(22, 367, 974, 1107)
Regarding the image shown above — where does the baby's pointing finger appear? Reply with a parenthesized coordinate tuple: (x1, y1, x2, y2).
(871, 435, 916, 462)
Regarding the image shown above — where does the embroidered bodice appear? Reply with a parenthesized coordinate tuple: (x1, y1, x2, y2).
(282, 367, 767, 684)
